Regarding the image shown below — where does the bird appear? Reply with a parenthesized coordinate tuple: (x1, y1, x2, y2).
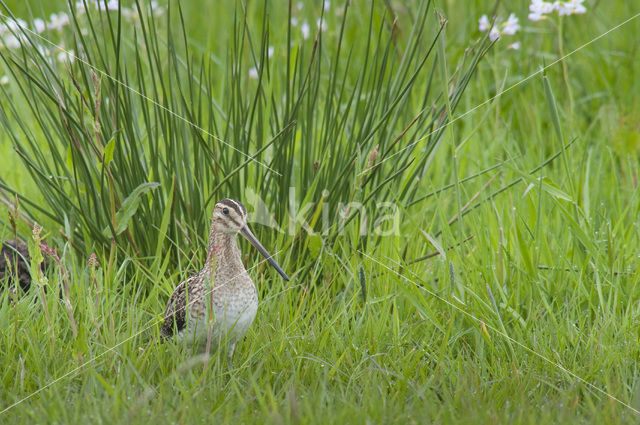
(0, 239, 34, 296)
(160, 198, 289, 364)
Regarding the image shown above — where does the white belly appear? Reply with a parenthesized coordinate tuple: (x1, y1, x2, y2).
(180, 292, 258, 349)
(214, 297, 258, 337)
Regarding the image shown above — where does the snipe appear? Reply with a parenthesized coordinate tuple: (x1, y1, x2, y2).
(161, 198, 289, 362)
(1, 239, 33, 295)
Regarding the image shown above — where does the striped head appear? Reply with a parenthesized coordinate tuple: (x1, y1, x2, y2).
(212, 198, 248, 233)
(211, 198, 289, 281)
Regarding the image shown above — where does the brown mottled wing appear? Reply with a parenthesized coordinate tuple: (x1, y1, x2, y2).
(0, 239, 32, 293)
(160, 279, 188, 337)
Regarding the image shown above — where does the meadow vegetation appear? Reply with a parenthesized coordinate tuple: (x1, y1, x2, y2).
(0, 0, 639, 423)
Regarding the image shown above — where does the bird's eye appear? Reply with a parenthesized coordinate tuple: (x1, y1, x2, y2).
(222, 207, 229, 215)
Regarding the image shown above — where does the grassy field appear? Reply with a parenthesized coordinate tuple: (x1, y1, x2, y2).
(1, 0, 639, 423)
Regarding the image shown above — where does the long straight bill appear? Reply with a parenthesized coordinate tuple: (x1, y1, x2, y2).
(240, 226, 289, 281)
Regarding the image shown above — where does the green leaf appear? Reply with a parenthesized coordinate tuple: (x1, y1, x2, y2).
(517, 171, 574, 203)
(154, 177, 175, 261)
(536, 176, 573, 202)
(551, 198, 596, 254)
(515, 220, 534, 275)
(90, 369, 115, 396)
(66, 145, 73, 171)
(103, 137, 116, 166)
(358, 266, 367, 303)
(103, 182, 160, 237)
(542, 72, 564, 145)
(401, 286, 445, 334)
(420, 229, 446, 260)
(307, 234, 323, 259)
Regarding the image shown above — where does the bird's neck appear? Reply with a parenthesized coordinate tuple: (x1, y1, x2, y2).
(203, 230, 245, 282)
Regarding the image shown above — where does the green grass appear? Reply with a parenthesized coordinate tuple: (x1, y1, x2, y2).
(1, 0, 640, 423)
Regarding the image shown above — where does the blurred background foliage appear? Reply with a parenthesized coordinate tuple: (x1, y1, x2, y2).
(0, 0, 491, 276)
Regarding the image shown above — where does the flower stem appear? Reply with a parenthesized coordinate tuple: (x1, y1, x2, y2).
(558, 16, 575, 118)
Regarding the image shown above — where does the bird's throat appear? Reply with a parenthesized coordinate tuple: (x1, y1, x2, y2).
(203, 231, 245, 283)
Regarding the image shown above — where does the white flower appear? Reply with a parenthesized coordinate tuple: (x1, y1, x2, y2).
(570, 0, 587, 14)
(48, 13, 70, 30)
(301, 20, 310, 39)
(478, 12, 520, 41)
(574, 4, 587, 14)
(529, 0, 554, 20)
(530, 0, 555, 14)
(150, 1, 165, 15)
(33, 18, 46, 33)
(291, 17, 298, 27)
(528, 12, 545, 21)
(248, 67, 258, 79)
(0, 18, 27, 36)
(323, 1, 330, 10)
(556, 0, 586, 16)
(74, 1, 88, 14)
(94, 0, 119, 11)
(37, 45, 49, 57)
(2, 34, 23, 49)
(10, 18, 28, 32)
(556, 3, 571, 15)
(529, 0, 586, 20)
(507, 41, 521, 50)
(502, 13, 520, 35)
(122, 7, 138, 20)
(268, 46, 274, 58)
(0, 75, 9, 85)
(489, 27, 500, 41)
(316, 18, 327, 32)
(296, 2, 303, 11)
(57, 49, 75, 63)
(478, 14, 490, 32)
